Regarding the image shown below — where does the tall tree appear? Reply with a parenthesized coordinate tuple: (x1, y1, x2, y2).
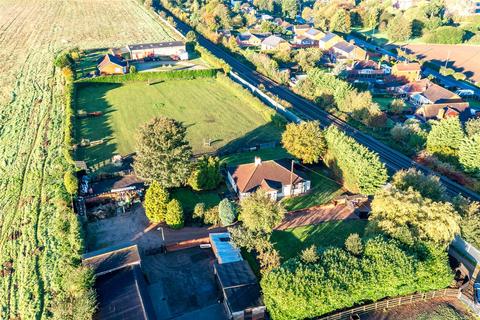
(294, 48, 323, 72)
(144, 181, 170, 223)
(188, 156, 222, 191)
(254, 0, 274, 12)
(134, 117, 192, 187)
(282, 121, 326, 164)
(426, 117, 465, 158)
(459, 134, 480, 174)
(330, 9, 351, 33)
(392, 168, 446, 202)
(239, 190, 286, 233)
(281, 0, 298, 19)
(369, 187, 460, 246)
(387, 15, 412, 42)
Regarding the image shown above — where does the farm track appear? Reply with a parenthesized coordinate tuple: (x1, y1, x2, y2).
(0, 0, 179, 318)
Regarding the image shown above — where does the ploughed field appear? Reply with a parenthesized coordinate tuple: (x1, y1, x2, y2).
(0, 0, 178, 318)
(75, 78, 283, 168)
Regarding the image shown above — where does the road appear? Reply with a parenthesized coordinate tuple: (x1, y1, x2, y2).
(163, 8, 480, 201)
(347, 35, 480, 96)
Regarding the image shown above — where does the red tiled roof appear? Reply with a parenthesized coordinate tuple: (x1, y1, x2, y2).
(228, 159, 304, 194)
(394, 62, 421, 72)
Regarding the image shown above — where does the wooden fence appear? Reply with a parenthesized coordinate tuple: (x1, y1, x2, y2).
(317, 288, 460, 320)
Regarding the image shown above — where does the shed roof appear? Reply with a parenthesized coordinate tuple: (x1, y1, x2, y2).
(261, 35, 286, 47)
(83, 242, 140, 276)
(214, 261, 264, 313)
(127, 41, 185, 51)
(210, 233, 243, 264)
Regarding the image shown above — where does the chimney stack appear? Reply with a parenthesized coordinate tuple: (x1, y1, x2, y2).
(254, 157, 262, 166)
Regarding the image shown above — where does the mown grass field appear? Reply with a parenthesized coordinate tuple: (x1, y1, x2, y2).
(0, 0, 178, 318)
(271, 220, 368, 260)
(76, 78, 283, 168)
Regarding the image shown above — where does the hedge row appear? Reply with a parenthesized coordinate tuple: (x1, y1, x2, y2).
(261, 236, 452, 320)
(324, 126, 388, 195)
(76, 68, 218, 83)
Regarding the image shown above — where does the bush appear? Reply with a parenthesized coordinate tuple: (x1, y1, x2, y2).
(129, 65, 137, 74)
(392, 168, 446, 202)
(55, 51, 73, 68)
(453, 72, 467, 81)
(188, 156, 222, 191)
(239, 190, 286, 233)
(218, 199, 237, 226)
(300, 245, 319, 263)
(261, 237, 452, 320)
(166, 199, 184, 229)
(193, 202, 206, 220)
(63, 171, 78, 196)
(144, 181, 170, 223)
(345, 233, 363, 255)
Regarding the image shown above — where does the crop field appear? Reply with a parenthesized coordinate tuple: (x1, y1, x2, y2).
(75, 78, 283, 169)
(0, 0, 179, 318)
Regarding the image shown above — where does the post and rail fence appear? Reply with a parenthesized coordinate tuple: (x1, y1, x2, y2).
(317, 288, 460, 320)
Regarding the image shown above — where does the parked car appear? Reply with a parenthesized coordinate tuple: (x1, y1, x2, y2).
(474, 283, 480, 305)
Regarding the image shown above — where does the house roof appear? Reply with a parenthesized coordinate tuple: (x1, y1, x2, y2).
(305, 28, 323, 37)
(417, 103, 470, 119)
(333, 41, 355, 54)
(319, 32, 338, 43)
(227, 159, 305, 194)
(353, 60, 378, 70)
(261, 35, 287, 47)
(404, 79, 463, 104)
(83, 242, 140, 276)
(394, 62, 421, 72)
(98, 54, 127, 69)
(214, 260, 264, 313)
(294, 24, 310, 31)
(127, 41, 185, 51)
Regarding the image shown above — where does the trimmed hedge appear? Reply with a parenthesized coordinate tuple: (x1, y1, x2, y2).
(324, 126, 388, 195)
(76, 68, 218, 83)
(261, 237, 452, 320)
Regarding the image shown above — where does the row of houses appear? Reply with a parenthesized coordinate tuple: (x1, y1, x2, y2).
(97, 41, 188, 75)
(235, 23, 367, 61)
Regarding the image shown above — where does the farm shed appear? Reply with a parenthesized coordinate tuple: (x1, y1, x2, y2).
(214, 260, 266, 320)
(82, 243, 155, 320)
(127, 41, 188, 60)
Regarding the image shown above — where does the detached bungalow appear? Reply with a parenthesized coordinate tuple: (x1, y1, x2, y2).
(226, 157, 311, 201)
(293, 24, 311, 37)
(236, 32, 263, 47)
(261, 35, 291, 51)
(97, 54, 128, 75)
(395, 79, 470, 121)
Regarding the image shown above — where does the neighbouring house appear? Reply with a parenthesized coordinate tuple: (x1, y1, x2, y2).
(260, 14, 274, 21)
(303, 28, 325, 41)
(292, 35, 317, 47)
(261, 35, 291, 51)
(391, 62, 421, 83)
(82, 243, 156, 320)
(392, 0, 420, 10)
(318, 32, 343, 50)
(97, 54, 128, 75)
(445, 0, 480, 16)
(236, 32, 264, 47)
(293, 24, 311, 37)
(210, 233, 266, 320)
(394, 79, 470, 121)
(280, 20, 294, 32)
(330, 41, 367, 61)
(347, 60, 387, 82)
(226, 157, 311, 200)
(127, 41, 188, 60)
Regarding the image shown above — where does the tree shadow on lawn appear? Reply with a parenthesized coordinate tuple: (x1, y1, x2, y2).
(75, 83, 120, 169)
(217, 121, 284, 155)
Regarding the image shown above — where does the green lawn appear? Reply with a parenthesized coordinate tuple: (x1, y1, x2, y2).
(373, 96, 394, 111)
(271, 220, 368, 261)
(75, 78, 283, 168)
(75, 50, 107, 78)
(170, 185, 225, 213)
(281, 166, 343, 211)
(220, 147, 291, 166)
